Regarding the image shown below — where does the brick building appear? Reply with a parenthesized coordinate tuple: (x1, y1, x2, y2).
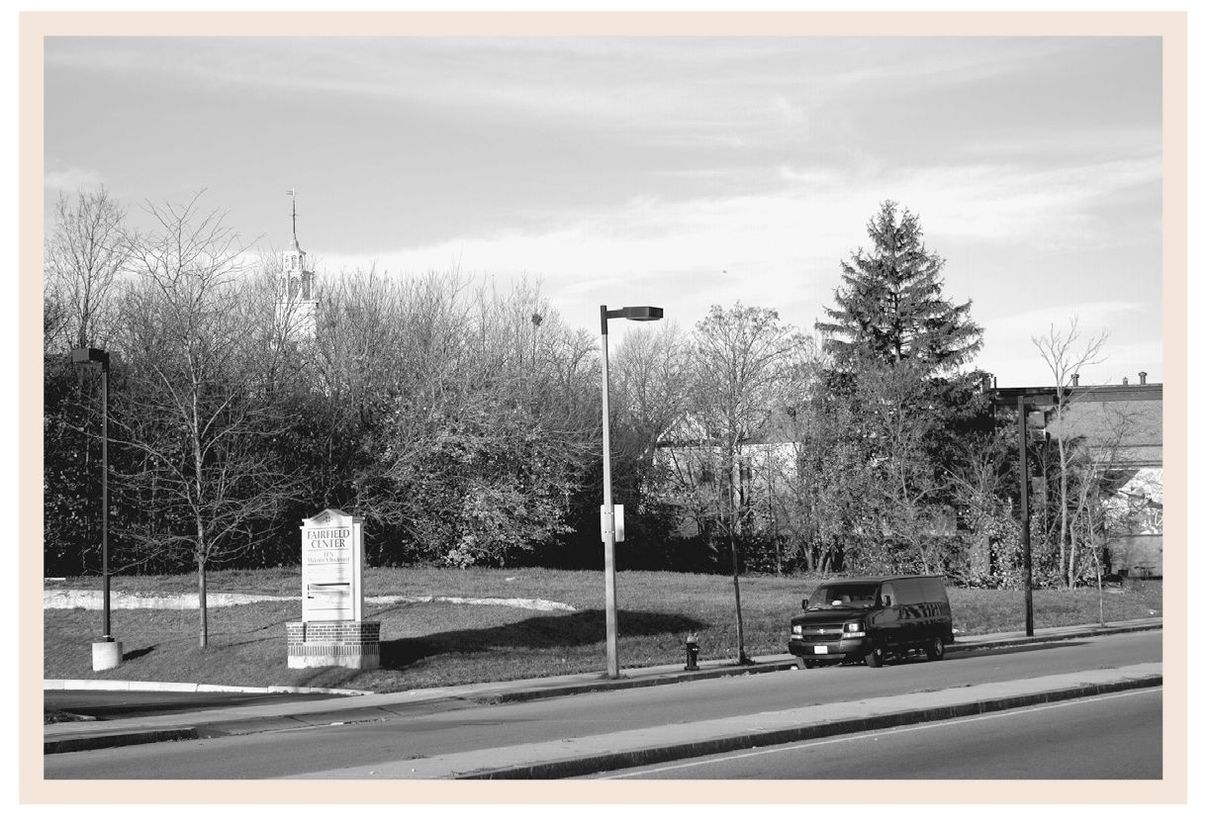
(994, 372, 1163, 578)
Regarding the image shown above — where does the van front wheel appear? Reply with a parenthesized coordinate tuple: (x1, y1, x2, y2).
(925, 637, 945, 661)
(864, 645, 886, 668)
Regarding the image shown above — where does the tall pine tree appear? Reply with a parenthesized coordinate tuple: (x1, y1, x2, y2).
(817, 201, 982, 375)
(810, 201, 991, 576)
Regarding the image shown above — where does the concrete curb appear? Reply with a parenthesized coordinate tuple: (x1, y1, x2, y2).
(476, 662, 788, 704)
(43, 679, 372, 696)
(454, 674, 1164, 780)
(950, 621, 1161, 651)
(44, 727, 200, 755)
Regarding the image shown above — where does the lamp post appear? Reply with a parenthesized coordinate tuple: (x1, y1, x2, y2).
(600, 305, 663, 679)
(991, 387, 1057, 639)
(1016, 395, 1034, 638)
(71, 347, 122, 670)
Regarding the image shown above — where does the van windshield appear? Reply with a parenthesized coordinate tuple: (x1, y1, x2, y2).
(805, 583, 879, 610)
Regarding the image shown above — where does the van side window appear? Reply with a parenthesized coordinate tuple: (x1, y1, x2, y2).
(893, 579, 923, 604)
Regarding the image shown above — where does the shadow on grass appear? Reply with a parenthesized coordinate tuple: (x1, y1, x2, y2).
(379, 609, 701, 670)
(122, 645, 155, 662)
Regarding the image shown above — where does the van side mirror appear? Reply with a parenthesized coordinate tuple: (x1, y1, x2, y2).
(802, 599, 809, 610)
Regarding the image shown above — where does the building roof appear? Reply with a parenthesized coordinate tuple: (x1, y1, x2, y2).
(992, 378, 1163, 467)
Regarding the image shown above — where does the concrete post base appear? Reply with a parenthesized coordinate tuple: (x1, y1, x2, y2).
(91, 639, 122, 671)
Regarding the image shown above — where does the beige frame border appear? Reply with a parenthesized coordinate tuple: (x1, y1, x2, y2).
(20, 11, 1187, 806)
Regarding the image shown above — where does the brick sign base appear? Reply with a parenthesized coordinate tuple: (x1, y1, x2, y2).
(286, 620, 381, 670)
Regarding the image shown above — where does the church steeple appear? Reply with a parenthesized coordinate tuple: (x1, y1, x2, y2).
(277, 188, 318, 341)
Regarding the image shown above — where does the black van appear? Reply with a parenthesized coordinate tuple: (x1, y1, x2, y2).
(788, 575, 954, 668)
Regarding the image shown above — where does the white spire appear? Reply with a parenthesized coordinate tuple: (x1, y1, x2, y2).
(277, 188, 318, 342)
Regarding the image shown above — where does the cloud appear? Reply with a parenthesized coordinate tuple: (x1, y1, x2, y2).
(986, 302, 1142, 342)
(313, 134, 1160, 338)
(900, 158, 1161, 249)
(975, 303, 1163, 387)
(44, 166, 106, 192)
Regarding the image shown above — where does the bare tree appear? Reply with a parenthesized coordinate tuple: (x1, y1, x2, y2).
(613, 322, 690, 463)
(1067, 404, 1141, 622)
(44, 187, 131, 351)
(611, 322, 691, 539)
(1032, 316, 1109, 586)
(685, 303, 804, 663)
(111, 194, 298, 648)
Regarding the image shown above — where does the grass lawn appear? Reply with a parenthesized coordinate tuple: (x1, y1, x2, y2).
(43, 567, 1163, 693)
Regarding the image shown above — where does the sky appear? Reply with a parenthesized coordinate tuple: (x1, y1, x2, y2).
(42, 33, 1164, 387)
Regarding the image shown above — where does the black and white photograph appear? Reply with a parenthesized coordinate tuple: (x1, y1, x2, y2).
(23, 8, 1188, 807)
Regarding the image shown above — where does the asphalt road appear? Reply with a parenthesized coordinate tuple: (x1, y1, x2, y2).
(44, 630, 1160, 780)
(589, 686, 1163, 779)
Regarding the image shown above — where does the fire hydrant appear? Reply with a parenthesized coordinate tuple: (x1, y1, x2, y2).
(684, 633, 700, 671)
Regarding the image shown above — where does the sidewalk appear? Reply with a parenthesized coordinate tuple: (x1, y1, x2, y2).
(44, 617, 1162, 767)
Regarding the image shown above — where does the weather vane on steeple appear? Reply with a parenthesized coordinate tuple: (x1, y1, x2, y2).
(286, 188, 299, 248)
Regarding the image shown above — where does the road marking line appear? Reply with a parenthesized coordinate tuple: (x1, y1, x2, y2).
(602, 687, 1162, 778)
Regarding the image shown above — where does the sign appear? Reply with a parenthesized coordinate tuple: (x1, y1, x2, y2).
(300, 508, 364, 623)
(600, 504, 625, 543)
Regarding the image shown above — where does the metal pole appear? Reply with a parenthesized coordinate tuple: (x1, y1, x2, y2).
(101, 355, 112, 641)
(1018, 395, 1034, 637)
(600, 306, 619, 678)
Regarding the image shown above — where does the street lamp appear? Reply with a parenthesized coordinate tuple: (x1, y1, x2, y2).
(991, 387, 1058, 638)
(600, 305, 663, 679)
(71, 347, 122, 671)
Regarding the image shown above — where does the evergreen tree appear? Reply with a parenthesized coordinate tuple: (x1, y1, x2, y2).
(817, 201, 982, 375)
(811, 202, 990, 575)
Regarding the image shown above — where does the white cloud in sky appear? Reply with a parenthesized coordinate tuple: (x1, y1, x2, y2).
(317, 144, 1159, 337)
(979, 301, 1162, 387)
(43, 165, 106, 192)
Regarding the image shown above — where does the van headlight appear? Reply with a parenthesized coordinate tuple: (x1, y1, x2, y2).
(792, 624, 803, 635)
(841, 621, 865, 639)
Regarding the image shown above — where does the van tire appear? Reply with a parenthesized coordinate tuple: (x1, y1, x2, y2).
(864, 645, 886, 668)
(925, 637, 945, 661)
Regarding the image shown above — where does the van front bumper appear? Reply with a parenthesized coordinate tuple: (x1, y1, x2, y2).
(788, 637, 870, 662)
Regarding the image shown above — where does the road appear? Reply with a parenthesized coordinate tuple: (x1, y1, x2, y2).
(589, 687, 1162, 779)
(44, 630, 1161, 780)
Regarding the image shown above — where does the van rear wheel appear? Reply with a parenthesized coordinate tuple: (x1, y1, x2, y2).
(925, 637, 945, 661)
(864, 645, 886, 668)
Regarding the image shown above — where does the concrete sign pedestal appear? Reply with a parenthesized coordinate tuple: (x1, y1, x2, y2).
(285, 620, 380, 669)
(91, 639, 122, 671)
(287, 508, 379, 670)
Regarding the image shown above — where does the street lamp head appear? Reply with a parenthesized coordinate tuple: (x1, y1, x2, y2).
(613, 306, 663, 322)
(624, 306, 663, 321)
(601, 305, 664, 334)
